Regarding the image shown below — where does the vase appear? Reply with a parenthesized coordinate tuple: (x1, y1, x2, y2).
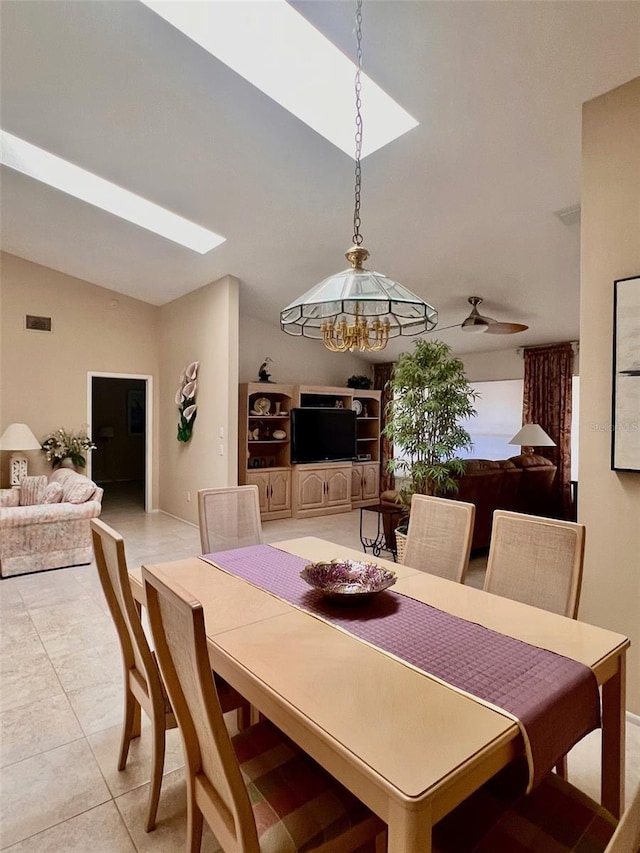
(58, 457, 77, 471)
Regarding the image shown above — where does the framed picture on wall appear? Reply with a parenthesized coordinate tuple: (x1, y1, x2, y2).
(127, 388, 146, 435)
(611, 275, 640, 471)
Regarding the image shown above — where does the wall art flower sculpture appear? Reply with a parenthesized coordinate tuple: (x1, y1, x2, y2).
(176, 361, 199, 442)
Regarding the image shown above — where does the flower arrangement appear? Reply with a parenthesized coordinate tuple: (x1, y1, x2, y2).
(41, 427, 96, 468)
(176, 361, 199, 442)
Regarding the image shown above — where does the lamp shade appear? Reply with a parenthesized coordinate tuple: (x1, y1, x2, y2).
(0, 423, 41, 451)
(280, 262, 438, 340)
(509, 423, 556, 447)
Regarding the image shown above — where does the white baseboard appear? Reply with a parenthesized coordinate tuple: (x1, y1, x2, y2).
(626, 710, 640, 727)
(157, 509, 198, 528)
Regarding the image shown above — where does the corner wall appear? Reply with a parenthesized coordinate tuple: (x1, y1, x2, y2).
(0, 252, 161, 504)
(580, 77, 640, 713)
(239, 314, 371, 386)
(159, 276, 240, 524)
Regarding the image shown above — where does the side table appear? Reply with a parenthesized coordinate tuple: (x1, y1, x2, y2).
(359, 503, 406, 561)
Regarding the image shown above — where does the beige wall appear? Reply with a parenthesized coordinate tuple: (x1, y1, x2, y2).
(159, 276, 240, 525)
(580, 77, 640, 714)
(459, 347, 524, 382)
(0, 252, 160, 504)
(0, 255, 363, 521)
(239, 313, 371, 386)
(459, 346, 580, 384)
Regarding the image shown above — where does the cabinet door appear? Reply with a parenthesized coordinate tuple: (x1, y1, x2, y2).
(325, 469, 350, 506)
(246, 472, 270, 513)
(361, 464, 380, 501)
(297, 470, 325, 510)
(269, 471, 291, 513)
(351, 464, 363, 501)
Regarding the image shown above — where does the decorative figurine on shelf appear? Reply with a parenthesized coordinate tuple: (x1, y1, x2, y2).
(258, 357, 273, 383)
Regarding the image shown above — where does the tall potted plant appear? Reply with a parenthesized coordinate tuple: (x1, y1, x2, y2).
(383, 340, 477, 558)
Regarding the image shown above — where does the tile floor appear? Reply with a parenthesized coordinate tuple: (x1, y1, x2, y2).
(1, 497, 638, 851)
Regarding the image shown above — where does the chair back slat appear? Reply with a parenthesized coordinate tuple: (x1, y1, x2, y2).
(198, 486, 263, 553)
(142, 565, 259, 853)
(403, 494, 475, 583)
(91, 519, 160, 700)
(484, 511, 585, 618)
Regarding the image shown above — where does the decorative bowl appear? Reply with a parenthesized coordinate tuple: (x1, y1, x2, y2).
(300, 559, 396, 602)
(252, 397, 271, 415)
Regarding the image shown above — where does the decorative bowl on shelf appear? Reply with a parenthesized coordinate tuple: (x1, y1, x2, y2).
(272, 429, 286, 440)
(300, 559, 396, 602)
(252, 397, 271, 415)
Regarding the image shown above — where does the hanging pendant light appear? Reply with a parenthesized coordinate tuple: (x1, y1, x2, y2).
(280, 0, 437, 353)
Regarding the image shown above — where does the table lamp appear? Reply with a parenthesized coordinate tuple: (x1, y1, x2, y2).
(0, 423, 42, 486)
(509, 423, 556, 455)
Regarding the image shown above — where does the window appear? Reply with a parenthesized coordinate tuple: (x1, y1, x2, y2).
(392, 376, 579, 468)
(460, 379, 524, 461)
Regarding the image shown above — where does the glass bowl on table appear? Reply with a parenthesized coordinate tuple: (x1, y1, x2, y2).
(300, 559, 396, 603)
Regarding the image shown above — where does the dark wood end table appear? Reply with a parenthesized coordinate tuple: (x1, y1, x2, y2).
(359, 503, 406, 561)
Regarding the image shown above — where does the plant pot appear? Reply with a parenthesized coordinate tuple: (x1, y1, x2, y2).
(395, 530, 407, 564)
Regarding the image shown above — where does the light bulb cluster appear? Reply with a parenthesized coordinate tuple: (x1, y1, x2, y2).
(321, 315, 391, 352)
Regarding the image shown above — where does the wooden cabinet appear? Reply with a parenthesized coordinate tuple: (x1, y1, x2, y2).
(293, 463, 351, 518)
(351, 462, 380, 506)
(239, 383, 382, 521)
(239, 383, 294, 520)
(247, 470, 291, 519)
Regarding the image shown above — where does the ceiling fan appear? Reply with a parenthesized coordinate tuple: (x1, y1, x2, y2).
(432, 297, 529, 336)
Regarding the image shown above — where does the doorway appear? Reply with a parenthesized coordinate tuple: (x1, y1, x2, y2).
(88, 374, 152, 512)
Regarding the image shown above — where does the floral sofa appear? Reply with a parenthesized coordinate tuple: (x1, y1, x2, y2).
(0, 469, 103, 578)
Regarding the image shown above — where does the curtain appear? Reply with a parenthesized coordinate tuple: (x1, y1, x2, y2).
(374, 363, 395, 493)
(522, 343, 574, 519)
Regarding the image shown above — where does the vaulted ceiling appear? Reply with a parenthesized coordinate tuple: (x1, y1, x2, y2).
(1, 1, 638, 360)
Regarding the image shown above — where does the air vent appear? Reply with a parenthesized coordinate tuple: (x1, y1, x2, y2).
(554, 205, 581, 226)
(25, 315, 52, 332)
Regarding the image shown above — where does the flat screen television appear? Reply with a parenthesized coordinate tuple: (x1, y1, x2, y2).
(290, 407, 357, 464)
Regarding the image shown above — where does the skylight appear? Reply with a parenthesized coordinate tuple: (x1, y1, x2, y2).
(0, 131, 225, 254)
(141, 0, 418, 158)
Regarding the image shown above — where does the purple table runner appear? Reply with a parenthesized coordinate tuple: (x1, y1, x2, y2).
(202, 544, 600, 790)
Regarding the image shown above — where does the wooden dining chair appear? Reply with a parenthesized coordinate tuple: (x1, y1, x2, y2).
(433, 761, 640, 852)
(607, 782, 640, 853)
(402, 494, 476, 583)
(483, 510, 586, 618)
(142, 563, 387, 853)
(197, 485, 262, 553)
(91, 519, 249, 832)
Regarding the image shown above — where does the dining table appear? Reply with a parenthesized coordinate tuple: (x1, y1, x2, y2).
(130, 536, 629, 853)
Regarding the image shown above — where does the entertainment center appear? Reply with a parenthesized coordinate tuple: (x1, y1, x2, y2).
(238, 383, 381, 520)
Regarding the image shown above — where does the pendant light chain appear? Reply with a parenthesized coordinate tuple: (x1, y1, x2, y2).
(352, 0, 364, 247)
(279, 0, 439, 350)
